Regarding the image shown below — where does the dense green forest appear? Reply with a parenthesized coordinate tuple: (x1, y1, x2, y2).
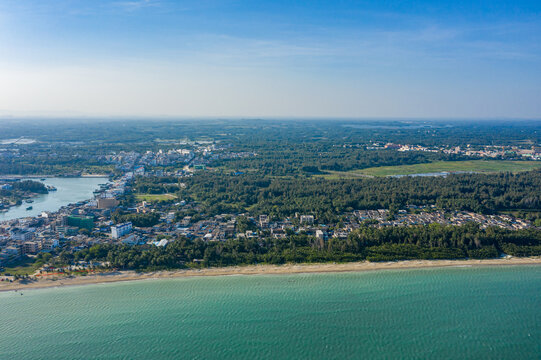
(111, 211, 161, 227)
(10, 180, 48, 193)
(164, 170, 541, 222)
(60, 224, 541, 271)
(213, 145, 465, 175)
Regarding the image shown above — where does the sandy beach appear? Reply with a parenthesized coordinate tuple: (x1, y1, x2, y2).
(1, 257, 540, 292)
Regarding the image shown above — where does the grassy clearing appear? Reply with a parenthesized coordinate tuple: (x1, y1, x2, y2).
(319, 160, 541, 178)
(1, 257, 42, 276)
(135, 193, 177, 202)
(317, 171, 374, 180)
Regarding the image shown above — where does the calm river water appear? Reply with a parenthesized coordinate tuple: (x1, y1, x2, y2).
(0, 177, 108, 221)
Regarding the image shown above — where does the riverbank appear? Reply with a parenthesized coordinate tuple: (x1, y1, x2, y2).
(2, 257, 540, 292)
(0, 181, 49, 213)
(0, 191, 44, 210)
(0, 176, 108, 222)
(0, 174, 109, 179)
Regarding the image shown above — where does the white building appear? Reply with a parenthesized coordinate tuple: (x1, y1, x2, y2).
(154, 239, 169, 247)
(300, 215, 314, 224)
(111, 222, 133, 239)
(166, 212, 176, 224)
(10, 229, 33, 241)
(41, 239, 59, 252)
(259, 214, 269, 227)
(315, 230, 327, 241)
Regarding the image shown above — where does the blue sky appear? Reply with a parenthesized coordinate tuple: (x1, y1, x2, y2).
(0, 0, 540, 118)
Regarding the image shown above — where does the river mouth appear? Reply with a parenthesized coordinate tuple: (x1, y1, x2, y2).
(0, 177, 108, 222)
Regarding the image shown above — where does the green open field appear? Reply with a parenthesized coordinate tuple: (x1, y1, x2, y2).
(1, 257, 42, 276)
(320, 160, 541, 178)
(135, 193, 177, 202)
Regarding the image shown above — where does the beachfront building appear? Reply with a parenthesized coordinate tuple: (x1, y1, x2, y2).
(22, 241, 41, 255)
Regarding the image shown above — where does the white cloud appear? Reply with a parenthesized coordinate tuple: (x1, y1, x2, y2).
(112, 0, 161, 12)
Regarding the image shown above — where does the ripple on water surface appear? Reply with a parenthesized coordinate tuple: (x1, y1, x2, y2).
(1, 266, 540, 359)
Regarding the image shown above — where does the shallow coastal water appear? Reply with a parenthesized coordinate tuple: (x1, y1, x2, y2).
(1, 266, 540, 359)
(0, 177, 107, 221)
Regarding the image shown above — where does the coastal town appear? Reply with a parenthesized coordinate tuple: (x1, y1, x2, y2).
(3, 0, 541, 357)
(1, 123, 540, 281)
(1, 162, 538, 278)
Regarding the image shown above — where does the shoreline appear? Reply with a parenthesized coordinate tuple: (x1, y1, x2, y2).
(0, 174, 109, 179)
(0, 190, 47, 214)
(2, 257, 540, 292)
(0, 175, 110, 222)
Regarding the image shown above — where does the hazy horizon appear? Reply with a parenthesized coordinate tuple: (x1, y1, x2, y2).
(1, 0, 540, 118)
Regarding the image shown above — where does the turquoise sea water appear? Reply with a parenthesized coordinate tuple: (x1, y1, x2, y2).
(1, 266, 540, 359)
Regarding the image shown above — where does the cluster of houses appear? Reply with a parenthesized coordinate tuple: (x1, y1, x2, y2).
(101, 149, 195, 170)
(353, 207, 532, 230)
(1, 186, 536, 268)
(98, 141, 256, 173)
(366, 142, 541, 160)
(0, 148, 20, 159)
